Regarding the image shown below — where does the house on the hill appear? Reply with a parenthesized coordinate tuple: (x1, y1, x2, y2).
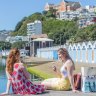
(44, 0, 81, 12)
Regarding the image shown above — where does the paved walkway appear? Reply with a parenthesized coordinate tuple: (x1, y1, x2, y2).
(7, 90, 96, 96)
(34, 90, 96, 96)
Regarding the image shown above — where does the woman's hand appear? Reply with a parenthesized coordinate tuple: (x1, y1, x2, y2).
(0, 92, 8, 95)
(52, 66, 57, 72)
(72, 89, 80, 93)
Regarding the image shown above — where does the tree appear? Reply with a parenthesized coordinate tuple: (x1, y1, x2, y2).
(14, 17, 27, 32)
(42, 11, 48, 15)
(0, 42, 11, 50)
(45, 8, 57, 18)
(11, 41, 27, 49)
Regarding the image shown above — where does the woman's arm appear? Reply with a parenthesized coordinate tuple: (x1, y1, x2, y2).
(5, 70, 11, 94)
(53, 66, 62, 78)
(66, 61, 75, 91)
(67, 61, 80, 92)
(0, 70, 11, 95)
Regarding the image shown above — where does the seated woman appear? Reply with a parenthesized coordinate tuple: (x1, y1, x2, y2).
(0, 48, 45, 95)
(41, 48, 78, 92)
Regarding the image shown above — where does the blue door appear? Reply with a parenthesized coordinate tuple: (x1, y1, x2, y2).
(53, 50, 58, 60)
(77, 49, 81, 62)
(87, 48, 92, 63)
(94, 49, 96, 63)
(81, 49, 86, 63)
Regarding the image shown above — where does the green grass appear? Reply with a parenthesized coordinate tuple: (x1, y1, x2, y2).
(1, 56, 7, 59)
(0, 66, 5, 72)
(27, 67, 54, 80)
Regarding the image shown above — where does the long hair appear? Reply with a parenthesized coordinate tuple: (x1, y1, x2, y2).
(6, 48, 20, 74)
(58, 48, 75, 70)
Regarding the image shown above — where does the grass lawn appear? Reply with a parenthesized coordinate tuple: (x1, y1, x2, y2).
(27, 61, 96, 79)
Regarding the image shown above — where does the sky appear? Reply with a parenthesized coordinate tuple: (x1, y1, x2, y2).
(0, 0, 96, 30)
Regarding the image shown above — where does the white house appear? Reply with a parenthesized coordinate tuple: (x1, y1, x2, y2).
(27, 20, 42, 36)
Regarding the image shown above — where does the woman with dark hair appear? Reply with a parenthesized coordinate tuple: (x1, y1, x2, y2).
(0, 48, 45, 95)
(41, 48, 78, 92)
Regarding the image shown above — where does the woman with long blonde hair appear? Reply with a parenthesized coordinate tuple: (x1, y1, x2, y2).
(41, 48, 78, 92)
(0, 48, 45, 95)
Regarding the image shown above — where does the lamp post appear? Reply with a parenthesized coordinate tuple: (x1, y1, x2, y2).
(28, 35, 31, 56)
(60, 33, 62, 45)
(32, 41, 35, 57)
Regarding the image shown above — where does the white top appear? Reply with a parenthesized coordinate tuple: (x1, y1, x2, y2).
(60, 59, 71, 78)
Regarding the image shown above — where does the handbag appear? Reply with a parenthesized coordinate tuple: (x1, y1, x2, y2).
(73, 73, 81, 90)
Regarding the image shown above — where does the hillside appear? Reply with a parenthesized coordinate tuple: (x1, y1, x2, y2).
(11, 12, 96, 44)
